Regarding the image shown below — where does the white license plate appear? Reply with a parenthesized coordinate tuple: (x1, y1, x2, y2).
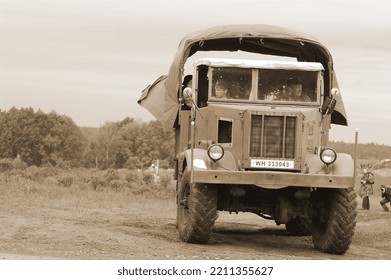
(250, 159, 294, 169)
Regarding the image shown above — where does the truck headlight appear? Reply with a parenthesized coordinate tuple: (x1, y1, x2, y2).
(320, 148, 337, 165)
(207, 144, 224, 162)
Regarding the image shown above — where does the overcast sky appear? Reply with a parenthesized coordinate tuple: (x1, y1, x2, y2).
(1, 0, 391, 145)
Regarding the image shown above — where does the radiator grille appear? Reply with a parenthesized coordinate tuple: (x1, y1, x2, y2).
(250, 115, 296, 158)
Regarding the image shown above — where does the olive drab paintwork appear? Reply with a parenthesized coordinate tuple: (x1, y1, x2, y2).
(139, 24, 357, 255)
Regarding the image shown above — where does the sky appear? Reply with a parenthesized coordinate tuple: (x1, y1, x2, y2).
(1, 0, 391, 145)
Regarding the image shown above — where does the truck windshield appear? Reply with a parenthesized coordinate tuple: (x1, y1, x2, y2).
(210, 67, 252, 100)
(258, 70, 319, 103)
(207, 66, 320, 104)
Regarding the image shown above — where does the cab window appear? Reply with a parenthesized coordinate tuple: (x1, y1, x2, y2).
(209, 67, 252, 100)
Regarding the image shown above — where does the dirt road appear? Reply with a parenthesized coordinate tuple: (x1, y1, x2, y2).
(0, 189, 390, 260)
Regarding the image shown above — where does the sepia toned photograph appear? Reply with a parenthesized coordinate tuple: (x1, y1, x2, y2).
(0, 0, 390, 273)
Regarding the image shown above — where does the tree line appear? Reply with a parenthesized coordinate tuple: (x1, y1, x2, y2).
(0, 108, 174, 169)
(1, 107, 390, 170)
(330, 141, 391, 163)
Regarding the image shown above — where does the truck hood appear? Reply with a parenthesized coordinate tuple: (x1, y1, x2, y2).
(138, 24, 348, 129)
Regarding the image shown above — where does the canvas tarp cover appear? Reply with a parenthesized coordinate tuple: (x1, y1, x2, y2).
(138, 24, 348, 129)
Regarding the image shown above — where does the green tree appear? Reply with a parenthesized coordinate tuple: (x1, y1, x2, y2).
(0, 107, 87, 166)
(96, 121, 120, 169)
(89, 119, 175, 170)
(41, 111, 87, 166)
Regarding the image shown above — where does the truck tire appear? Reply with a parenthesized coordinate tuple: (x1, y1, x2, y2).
(176, 169, 218, 243)
(285, 217, 312, 236)
(312, 188, 357, 254)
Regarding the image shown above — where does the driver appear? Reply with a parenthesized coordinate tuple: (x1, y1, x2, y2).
(285, 77, 310, 102)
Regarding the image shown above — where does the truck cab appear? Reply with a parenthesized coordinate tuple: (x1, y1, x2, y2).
(179, 58, 332, 176)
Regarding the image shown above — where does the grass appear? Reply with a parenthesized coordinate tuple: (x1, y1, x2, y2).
(1, 160, 390, 212)
(0, 166, 176, 211)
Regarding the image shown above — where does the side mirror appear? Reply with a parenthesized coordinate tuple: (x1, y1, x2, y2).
(321, 88, 338, 115)
(182, 87, 194, 108)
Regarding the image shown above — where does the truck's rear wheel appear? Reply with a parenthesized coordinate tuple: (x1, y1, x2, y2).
(312, 188, 357, 254)
(285, 217, 312, 236)
(176, 169, 218, 243)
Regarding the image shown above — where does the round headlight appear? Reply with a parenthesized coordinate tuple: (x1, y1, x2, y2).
(320, 148, 337, 165)
(207, 144, 224, 162)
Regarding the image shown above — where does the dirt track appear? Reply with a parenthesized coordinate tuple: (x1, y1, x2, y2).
(0, 190, 390, 260)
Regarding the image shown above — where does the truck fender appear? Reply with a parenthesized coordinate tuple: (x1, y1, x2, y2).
(182, 148, 237, 172)
(331, 153, 354, 176)
(305, 153, 353, 176)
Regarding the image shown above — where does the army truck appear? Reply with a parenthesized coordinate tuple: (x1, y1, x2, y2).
(139, 24, 357, 254)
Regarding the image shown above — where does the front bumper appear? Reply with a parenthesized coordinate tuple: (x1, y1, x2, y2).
(192, 169, 354, 189)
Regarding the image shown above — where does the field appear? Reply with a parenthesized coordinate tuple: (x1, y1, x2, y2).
(0, 167, 390, 260)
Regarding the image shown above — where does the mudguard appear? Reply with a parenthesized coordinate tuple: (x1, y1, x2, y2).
(305, 153, 354, 177)
(182, 148, 237, 173)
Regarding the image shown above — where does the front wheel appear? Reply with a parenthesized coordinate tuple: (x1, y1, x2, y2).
(312, 188, 357, 254)
(176, 169, 218, 243)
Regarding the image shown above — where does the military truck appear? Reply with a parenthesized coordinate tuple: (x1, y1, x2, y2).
(139, 24, 357, 255)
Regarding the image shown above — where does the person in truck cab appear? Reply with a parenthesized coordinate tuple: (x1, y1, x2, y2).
(284, 77, 311, 102)
(214, 79, 229, 99)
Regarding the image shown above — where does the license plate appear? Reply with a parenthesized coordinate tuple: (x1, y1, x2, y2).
(250, 159, 294, 169)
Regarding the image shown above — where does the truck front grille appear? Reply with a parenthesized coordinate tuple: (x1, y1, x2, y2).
(250, 115, 296, 158)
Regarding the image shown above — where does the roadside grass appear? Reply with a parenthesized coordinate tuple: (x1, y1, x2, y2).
(1, 159, 390, 214)
(0, 166, 176, 211)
